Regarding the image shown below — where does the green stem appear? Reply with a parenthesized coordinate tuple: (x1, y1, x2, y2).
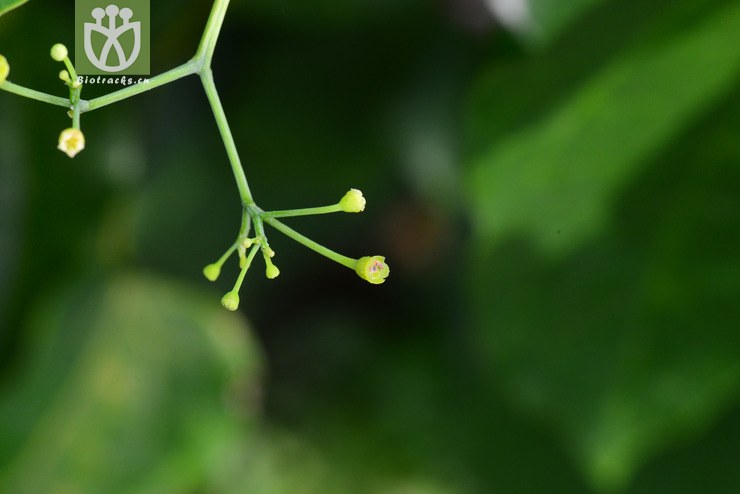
(62, 57, 78, 81)
(215, 241, 239, 268)
(196, 0, 231, 66)
(201, 68, 254, 205)
(263, 217, 357, 269)
(0, 81, 70, 108)
(233, 243, 259, 292)
(260, 204, 343, 219)
(72, 99, 81, 129)
(239, 208, 251, 237)
(84, 60, 199, 112)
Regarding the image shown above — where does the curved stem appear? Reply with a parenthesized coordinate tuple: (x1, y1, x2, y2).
(201, 68, 254, 206)
(233, 243, 259, 292)
(0, 81, 70, 108)
(216, 241, 239, 267)
(85, 60, 199, 112)
(263, 217, 357, 270)
(196, 0, 231, 66)
(260, 204, 343, 219)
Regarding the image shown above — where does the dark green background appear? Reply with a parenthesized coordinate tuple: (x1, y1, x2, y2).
(1, 0, 739, 492)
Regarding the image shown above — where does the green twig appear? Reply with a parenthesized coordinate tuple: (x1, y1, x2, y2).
(84, 60, 199, 112)
(196, 0, 231, 66)
(263, 217, 357, 269)
(0, 81, 70, 107)
(201, 68, 254, 206)
(260, 204, 343, 219)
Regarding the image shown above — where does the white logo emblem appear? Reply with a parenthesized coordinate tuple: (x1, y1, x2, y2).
(84, 4, 141, 72)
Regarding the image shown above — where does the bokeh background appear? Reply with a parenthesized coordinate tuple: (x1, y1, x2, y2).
(2, 0, 740, 492)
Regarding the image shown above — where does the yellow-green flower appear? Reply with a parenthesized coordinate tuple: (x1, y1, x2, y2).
(57, 128, 85, 158)
(355, 256, 390, 284)
(339, 188, 366, 213)
(0, 55, 9, 85)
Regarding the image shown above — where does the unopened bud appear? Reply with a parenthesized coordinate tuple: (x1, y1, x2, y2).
(0, 55, 9, 84)
(50, 43, 68, 62)
(221, 291, 240, 311)
(203, 263, 221, 282)
(339, 188, 366, 213)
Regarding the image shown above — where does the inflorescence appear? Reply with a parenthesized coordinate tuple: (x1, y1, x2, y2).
(0, 0, 389, 311)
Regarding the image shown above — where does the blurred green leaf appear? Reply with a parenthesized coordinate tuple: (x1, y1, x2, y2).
(527, 0, 608, 43)
(233, 0, 425, 29)
(467, 0, 740, 256)
(466, 0, 740, 491)
(467, 2, 740, 491)
(0, 0, 28, 18)
(0, 273, 261, 494)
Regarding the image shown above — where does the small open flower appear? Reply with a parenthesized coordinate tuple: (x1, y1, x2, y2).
(57, 128, 85, 158)
(339, 188, 366, 213)
(355, 256, 390, 285)
(0, 55, 9, 85)
(50, 43, 68, 62)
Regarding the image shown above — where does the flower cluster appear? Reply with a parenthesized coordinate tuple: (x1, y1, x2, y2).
(1, 5, 390, 313)
(204, 189, 390, 311)
(49, 43, 86, 159)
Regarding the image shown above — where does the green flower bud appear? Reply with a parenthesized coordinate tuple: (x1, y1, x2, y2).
(57, 128, 85, 158)
(59, 70, 70, 83)
(203, 263, 221, 282)
(0, 55, 9, 84)
(221, 291, 240, 311)
(50, 43, 68, 62)
(266, 263, 280, 279)
(355, 256, 389, 285)
(339, 188, 366, 213)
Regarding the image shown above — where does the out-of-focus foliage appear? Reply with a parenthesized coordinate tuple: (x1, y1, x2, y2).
(0, 0, 28, 19)
(1, 0, 740, 493)
(0, 274, 261, 493)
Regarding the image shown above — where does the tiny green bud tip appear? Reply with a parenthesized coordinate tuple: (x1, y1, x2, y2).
(203, 263, 221, 282)
(266, 264, 280, 279)
(221, 291, 240, 311)
(50, 44, 68, 62)
(0, 55, 9, 85)
(339, 188, 366, 213)
(355, 256, 390, 285)
(59, 70, 70, 82)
